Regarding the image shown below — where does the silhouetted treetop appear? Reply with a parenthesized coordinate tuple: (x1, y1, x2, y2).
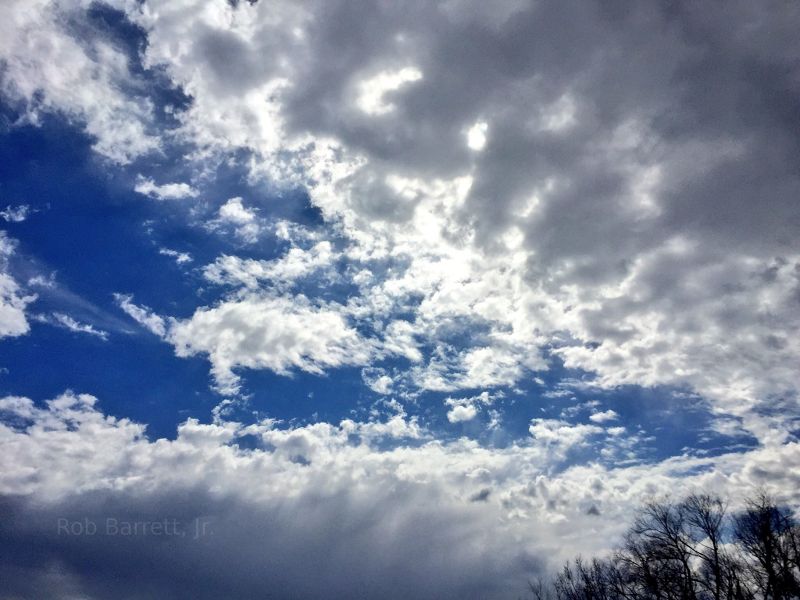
(529, 492, 800, 600)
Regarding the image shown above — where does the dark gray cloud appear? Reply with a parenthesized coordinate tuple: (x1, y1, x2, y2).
(267, 0, 800, 262)
(0, 489, 537, 600)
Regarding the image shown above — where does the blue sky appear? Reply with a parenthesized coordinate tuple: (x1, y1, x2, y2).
(1, 1, 798, 598)
(0, 104, 757, 455)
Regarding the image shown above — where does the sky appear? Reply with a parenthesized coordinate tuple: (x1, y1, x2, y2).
(0, 1, 799, 598)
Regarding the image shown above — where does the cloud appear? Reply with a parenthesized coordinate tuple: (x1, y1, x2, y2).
(217, 197, 256, 225)
(0, 392, 543, 598)
(33, 312, 109, 340)
(169, 294, 375, 395)
(589, 409, 619, 424)
(1, 0, 798, 440)
(0, 0, 160, 163)
(118, 292, 374, 396)
(356, 66, 423, 116)
(0, 232, 35, 339)
(362, 368, 394, 395)
(5, 0, 774, 440)
(115, 293, 167, 337)
(122, 0, 796, 439)
(528, 418, 604, 462)
(135, 176, 199, 200)
(0, 204, 31, 222)
(207, 197, 263, 243)
(445, 391, 496, 423)
(447, 403, 477, 423)
(2, 3, 800, 593)
(465, 121, 488, 152)
(203, 241, 334, 289)
(2, 391, 800, 598)
(158, 248, 193, 265)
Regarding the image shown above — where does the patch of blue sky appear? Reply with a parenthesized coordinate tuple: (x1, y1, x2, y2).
(0, 7, 762, 468)
(0, 108, 318, 439)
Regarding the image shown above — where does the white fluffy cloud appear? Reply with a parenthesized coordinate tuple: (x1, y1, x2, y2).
(207, 197, 262, 243)
(204, 241, 334, 289)
(135, 176, 199, 200)
(2, 392, 799, 598)
(445, 391, 495, 423)
(447, 403, 477, 423)
(168, 293, 373, 394)
(0, 0, 160, 163)
(589, 409, 619, 424)
(119, 292, 373, 395)
(0, 232, 35, 339)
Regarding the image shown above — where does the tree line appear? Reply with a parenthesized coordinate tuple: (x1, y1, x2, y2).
(529, 492, 800, 600)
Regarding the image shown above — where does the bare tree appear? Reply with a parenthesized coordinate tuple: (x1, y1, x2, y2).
(682, 494, 728, 600)
(527, 492, 800, 600)
(733, 492, 800, 600)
